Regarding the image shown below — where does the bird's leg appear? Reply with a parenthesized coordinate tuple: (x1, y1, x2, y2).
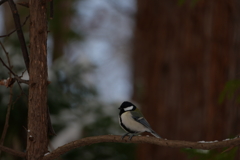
(122, 133, 129, 140)
(129, 134, 135, 140)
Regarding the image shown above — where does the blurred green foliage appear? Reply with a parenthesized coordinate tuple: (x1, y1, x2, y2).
(182, 147, 237, 160)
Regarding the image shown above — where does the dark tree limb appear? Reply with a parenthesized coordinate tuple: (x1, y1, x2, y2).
(0, 145, 26, 158)
(0, 0, 7, 5)
(43, 135, 240, 160)
(7, 0, 30, 73)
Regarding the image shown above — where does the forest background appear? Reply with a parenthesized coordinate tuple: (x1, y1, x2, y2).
(0, 0, 240, 160)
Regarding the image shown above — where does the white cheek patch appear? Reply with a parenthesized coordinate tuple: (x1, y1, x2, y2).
(124, 106, 133, 111)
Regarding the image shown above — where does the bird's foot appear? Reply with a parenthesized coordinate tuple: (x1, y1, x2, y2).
(121, 133, 129, 140)
(129, 134, 135, 140)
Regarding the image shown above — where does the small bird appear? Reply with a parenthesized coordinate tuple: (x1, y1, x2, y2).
(118, 101, 161, 140)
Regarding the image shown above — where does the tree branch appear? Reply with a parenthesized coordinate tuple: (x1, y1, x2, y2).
(0, 40, 13, 157)
(0, 145, 26, 158)
(0, 15, 30, 38)
(43, 135, 240, 160)
(0, 57, 29, 85)
(0, 0, 7, 5)
(7, 0, 30, 73)
(0, 57, 16, 76)
(0, 86, 13, 157)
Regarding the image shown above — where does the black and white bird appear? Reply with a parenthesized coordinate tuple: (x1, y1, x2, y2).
(118, 101, 161, 140)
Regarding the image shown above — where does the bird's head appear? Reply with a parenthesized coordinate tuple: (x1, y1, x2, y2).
(118, 101, 137, 112)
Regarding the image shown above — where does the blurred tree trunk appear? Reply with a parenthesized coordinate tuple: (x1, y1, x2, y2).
(51, 0, 72, 61)
(132, 0, 240, 159)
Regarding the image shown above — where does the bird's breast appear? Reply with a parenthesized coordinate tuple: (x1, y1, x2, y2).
(120, 111, 148, 132)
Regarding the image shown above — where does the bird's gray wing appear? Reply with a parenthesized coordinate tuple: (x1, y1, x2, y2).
(131, 110, 162, 138)
(130, 110, 152, 129)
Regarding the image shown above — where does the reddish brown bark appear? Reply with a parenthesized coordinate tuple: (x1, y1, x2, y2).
(27, 0, 48, 160)
(133, 0, 240, 159)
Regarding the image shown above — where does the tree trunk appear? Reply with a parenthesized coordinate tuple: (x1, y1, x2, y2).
(27, 0, 48, 160)
(133, 0, 240, 159)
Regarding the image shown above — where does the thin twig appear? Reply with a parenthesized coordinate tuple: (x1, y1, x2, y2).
(0, 41, 13, 157)
(0, 15, 30, 38)
(0, 87, 13, 156)
(0, 145, 26, 157)
(0, 57, 16, 76)
(15, 81, 28, 97)
(0, 40, 13, 73)
(14, 77, 29, 84)
(0, 57, 29, 85)
(7, 0, 30, 73)
(12, 91, 27, 109)
(20, 69, 27, 78)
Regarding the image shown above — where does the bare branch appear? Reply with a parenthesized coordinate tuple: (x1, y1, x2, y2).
(0, 77, 28, 86)
(0, 145, 26, 158)
(43, 135, 240, 160)
(0, 57, 16, 76)
(0, 86, 13, 156)
(0, 39, 14, 158)
(0, 15, 30, 38)
(17, 2, 29, 8)
(0, 0, 7, 5)
(0, 42, 10, 66)
(7, 0, 30, 73)
(0, 57, 29, 85)
(14, 77, 29, 84)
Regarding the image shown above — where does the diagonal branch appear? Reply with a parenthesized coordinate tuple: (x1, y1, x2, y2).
(0, 57, 16, 76)
(0, 87, 13, 156)
(0, 0, 7, 5)
(43, 135, 240, 160)
(0, 145, 26, 158)
(7, 0, 30, 73)
(0, 15, 30, 38)
(0, 57, 29, 85)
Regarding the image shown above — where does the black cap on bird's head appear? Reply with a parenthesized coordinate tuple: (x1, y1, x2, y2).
(118, 101, 136, 111)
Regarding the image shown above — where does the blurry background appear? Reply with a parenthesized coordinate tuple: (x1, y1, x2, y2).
(1, 0, 240, 160)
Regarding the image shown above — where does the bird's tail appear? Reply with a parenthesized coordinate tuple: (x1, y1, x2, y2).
(149, 129, 162, 139)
